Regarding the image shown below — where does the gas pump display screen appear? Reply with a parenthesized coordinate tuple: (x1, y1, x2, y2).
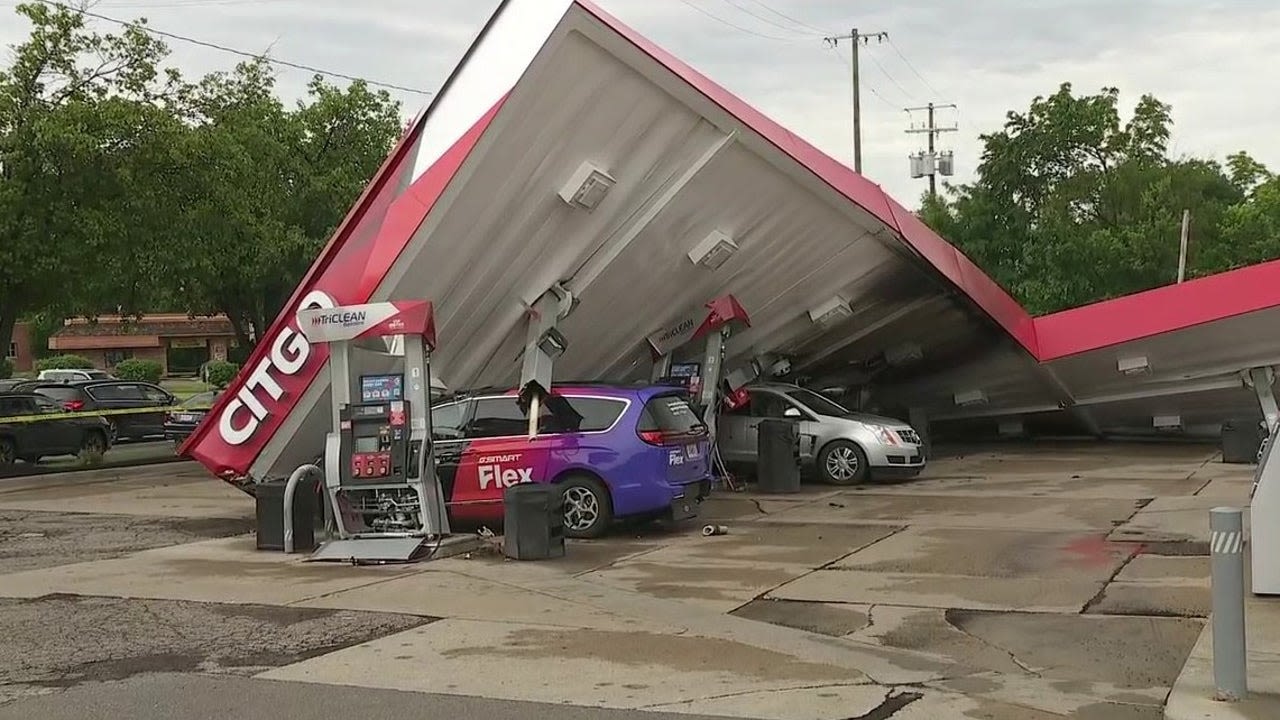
(360, 374, 403, 403)
(670, 362, 701, 378)
(354, 436, 380, 453)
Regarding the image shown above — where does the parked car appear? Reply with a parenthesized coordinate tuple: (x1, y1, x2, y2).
(429, 384, 712, 538)
(0, 380, 22, 393)
(36, 369, 114, 383)
(24, 380, 176, 443)
(0, 392, 113, 466)
(164, 390, 221, 446)
(717, 382, 925, 485)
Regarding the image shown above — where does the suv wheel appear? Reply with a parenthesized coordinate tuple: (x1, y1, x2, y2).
(818, 440, 869, 485)
(79, 430, 107, 466)
(0, 438, 15, 466)
(559, 475, 613, 539)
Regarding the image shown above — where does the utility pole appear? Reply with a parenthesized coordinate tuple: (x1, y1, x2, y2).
(905, 102, 958, 198)
(824, 29, 887, 174)
(1177, 209, 1191, 283)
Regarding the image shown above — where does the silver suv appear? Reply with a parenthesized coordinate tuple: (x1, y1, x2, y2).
(718, 383, 925, 485)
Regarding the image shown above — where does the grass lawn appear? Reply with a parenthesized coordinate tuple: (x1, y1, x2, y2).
(161, 378, 214, 400)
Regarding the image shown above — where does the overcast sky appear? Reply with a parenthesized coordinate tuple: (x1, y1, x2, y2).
(4, 0, 1279, 206)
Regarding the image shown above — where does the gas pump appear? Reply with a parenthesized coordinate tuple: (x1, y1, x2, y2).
(647, 295, 751, 437)
(1248, 367, 1280, 594)
(295, 300, 461, 564)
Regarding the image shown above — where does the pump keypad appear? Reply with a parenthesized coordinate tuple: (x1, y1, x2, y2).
(351, 452, 393, 478)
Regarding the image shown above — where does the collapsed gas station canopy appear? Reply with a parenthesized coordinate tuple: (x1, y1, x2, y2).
(183, 0, 1280, 482)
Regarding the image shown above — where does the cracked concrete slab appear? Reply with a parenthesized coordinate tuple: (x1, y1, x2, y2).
(1085, 583, 1210, 618)
(609, 522, 901, 567)
(258, 619, 872, 710)
(769, 568, 1104, 612)
(760, 493, 1145, 531)
(830, 528, 1137, 582)
(637, 683, 894, 719)
(576, 558, 813, 612)
(0, 510, 252, 574)
(0, 594, 426, 704)
(0, 535, 420, 604)
(923, 611, 1203, 714)
(1108, 496, 1249, 544)
(0, 464, 249, 519)
(296, 568, 681, 633)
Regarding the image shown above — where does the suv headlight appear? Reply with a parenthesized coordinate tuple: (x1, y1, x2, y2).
(872, 427, 901, 446)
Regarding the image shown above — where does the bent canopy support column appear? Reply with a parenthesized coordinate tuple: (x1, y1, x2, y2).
(1245, 366, 1279, 432)
(518, 283, 576, 434)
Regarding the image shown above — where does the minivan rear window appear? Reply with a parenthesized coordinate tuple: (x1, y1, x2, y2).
(638, 394, 705, 435)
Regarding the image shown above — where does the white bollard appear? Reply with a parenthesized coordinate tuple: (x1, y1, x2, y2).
(1210, 506, 1248, 701)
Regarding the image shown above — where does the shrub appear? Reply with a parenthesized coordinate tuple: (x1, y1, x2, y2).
(204, 360, 240, 389)
(35, 354, 95, 371)
(0, 358, 11, 380)
(114, 358, 164, 384)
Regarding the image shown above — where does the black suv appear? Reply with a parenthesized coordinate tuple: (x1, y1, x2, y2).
(19, 380, 177, 442)
(0, 392, 113, 466)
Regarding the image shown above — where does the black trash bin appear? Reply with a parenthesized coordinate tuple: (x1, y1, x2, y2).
(255, 479, 317, 552)
(503, 483, 566, 560)
(1222, 418, 1266, 464)
(757, 418, 801, 493)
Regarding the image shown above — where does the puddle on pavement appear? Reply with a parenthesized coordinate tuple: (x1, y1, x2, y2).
(730, 599, 868, 636)
(595, 562, 801, 601)
(440, 627, 858, 683)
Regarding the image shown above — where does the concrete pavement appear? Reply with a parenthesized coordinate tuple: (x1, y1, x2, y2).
(0, 442, 1259, 718)
(0, 674, 740, 720)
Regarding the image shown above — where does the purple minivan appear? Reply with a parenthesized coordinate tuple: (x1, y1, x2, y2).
(430, 384, 713, 537)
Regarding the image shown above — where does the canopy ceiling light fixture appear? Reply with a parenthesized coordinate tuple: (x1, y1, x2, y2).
(954, 389, 988, 407)
(808, 296, 853, 326)
(1153, 414, 1183, 431)
(1117, 355, 1151, 376)
(558, 161, 616, 212)
(884, 342, 924, 367)
(687, 229, 739, 270)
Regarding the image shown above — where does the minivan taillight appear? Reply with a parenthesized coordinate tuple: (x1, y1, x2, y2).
(63, 400, 85, 412)
(638, 429, 667, 445)
(638, 429, 695, 446)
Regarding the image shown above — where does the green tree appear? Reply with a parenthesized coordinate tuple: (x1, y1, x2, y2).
(169, 62, 402, 347)
(922, 83, 1247, 314)
(0, 1, 178, 364)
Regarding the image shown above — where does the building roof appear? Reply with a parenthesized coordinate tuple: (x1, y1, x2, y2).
(52, 316, 235, 339)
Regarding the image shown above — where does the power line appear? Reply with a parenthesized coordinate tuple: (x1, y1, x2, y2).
(23, 0, 434, 95)
(714, 0, 824, 37)
(739, 0, 832, 35)
(863, 45, 916, 103)
(673, 0, 805, 42)
(827, 44, 894, 110)
(886, 36, 942, 98)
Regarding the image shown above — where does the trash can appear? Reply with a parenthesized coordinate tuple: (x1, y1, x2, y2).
(254, 479, 317, 552)
(1222, 419, 1266, 464)
(757, 418, 801, 493)
(503, 483, 566, 560)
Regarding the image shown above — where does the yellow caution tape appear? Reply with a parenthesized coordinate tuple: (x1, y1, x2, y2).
(0, 405, 195, 424)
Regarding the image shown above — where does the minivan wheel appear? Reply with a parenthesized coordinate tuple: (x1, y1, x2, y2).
(558, 474, 613, 539)
(818, 440, 869, 486)
(0, 438, 15, 466)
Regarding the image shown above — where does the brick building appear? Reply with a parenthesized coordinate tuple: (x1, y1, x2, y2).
(4, 322, 35, 373)
(48, 314, 237, 376)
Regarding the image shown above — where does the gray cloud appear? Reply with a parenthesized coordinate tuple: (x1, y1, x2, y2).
(3, 0, 1277, 205)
